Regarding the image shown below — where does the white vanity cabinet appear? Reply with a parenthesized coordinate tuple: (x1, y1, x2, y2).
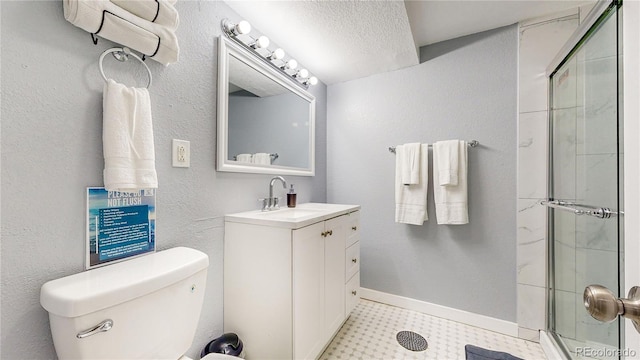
(224, 204, 360, 360)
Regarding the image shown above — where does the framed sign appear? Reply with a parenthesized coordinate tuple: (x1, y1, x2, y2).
(86, 187, 156, 269)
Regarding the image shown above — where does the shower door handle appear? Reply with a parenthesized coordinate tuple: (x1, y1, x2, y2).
(540, 200, 620, 219)
(583, 285, 640, 333)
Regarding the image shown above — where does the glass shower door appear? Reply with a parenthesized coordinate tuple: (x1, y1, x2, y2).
(548, 4, 623, 359)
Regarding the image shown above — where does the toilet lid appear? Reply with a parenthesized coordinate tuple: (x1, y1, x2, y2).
(201, 353, 239, 360)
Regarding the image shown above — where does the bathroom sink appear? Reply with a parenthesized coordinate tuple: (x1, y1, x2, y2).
(225, 203, 360, 229)
(257, 208, 323, 220)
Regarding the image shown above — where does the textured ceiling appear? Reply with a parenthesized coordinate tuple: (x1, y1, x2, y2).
(224, 0, 595, 85)
(224, 1, 419, 85)
(405, 0, 594, 47)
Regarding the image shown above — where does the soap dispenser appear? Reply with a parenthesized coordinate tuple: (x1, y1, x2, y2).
(287, 184, 297, 208)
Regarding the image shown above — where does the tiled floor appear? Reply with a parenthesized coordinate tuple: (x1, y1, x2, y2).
(319, 299, 547, 360)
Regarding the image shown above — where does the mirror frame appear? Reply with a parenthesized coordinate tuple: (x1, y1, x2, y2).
(217, 36, 316, 176)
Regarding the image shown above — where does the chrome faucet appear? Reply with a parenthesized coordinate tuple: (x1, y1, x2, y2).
(262, 176, 287, 211)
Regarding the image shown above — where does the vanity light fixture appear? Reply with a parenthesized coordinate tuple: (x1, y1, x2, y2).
(221, 18, 318, 89)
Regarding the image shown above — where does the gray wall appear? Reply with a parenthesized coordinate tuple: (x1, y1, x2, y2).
(327, 25, 518, 321)
(0, 2, 326, 359)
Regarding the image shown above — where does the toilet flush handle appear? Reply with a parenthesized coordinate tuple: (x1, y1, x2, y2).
(77, 319, 114, 339)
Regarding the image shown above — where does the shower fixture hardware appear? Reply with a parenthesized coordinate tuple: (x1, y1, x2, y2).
(221, 18, 317, 89)
(388, 140, 479, 154)
(584, 285, 640, 334)
(539, 200, 620, 219)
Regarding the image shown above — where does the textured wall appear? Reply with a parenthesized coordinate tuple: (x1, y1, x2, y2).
(0, 2, 326, 359)
(327, 25, 518, 321)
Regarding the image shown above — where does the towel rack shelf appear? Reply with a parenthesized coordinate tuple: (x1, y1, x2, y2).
(388, 140, 479, 154)
(232, 153, 279, 163)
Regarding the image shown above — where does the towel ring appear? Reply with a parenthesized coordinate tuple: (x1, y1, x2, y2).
(99, 47, 152, 89)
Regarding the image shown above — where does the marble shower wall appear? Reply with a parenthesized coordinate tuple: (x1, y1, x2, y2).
(517, 8, 584, 341)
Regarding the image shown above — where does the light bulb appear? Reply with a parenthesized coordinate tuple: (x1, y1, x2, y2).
(281, 59, 298, 71)
(251, 36, 270, 49)
(236, 20, 251, 35)
(308, 76, 318, 85)
(297, 68, 309, 78)
(224, 19, 251, 36)
(269, 48, 285, 60)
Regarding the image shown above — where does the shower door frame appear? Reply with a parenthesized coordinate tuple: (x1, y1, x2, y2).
(544, 0, 640, 357)
(621, 0, 640, 355)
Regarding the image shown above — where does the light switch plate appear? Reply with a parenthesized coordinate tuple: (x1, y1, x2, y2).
(172, 139, 190, 168)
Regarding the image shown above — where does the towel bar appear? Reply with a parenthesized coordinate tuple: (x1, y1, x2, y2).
(389, 140, 479, 153)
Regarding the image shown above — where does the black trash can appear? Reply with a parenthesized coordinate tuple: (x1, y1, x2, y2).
(201, 333, 244, 359)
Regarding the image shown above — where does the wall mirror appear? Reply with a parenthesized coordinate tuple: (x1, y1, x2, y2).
(217, 36, 316, 176)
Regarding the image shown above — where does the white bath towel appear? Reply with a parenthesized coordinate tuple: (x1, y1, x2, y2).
(103, 79, 158, 191)
(397, 142, 421, 185)
(395, 144, 429, 225)
(236, 154, 253, 163)
(433, 140, 468, 224)
(110, 0, 179, 30)
(434, 140, 460, 186)
(63, 0, 179, 65)
(253, 153, 271, 165)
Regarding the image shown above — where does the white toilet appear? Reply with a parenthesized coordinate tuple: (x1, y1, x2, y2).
(40, 247, 235, 360)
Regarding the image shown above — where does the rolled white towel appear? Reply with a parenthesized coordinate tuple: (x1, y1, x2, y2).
(63, 0, 179, 65)
(110, 0, 179, 30)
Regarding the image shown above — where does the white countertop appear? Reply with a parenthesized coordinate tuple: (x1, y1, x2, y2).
(225, 203, 360, 229)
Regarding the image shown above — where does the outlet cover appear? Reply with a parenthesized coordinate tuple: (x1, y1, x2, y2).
(172, 139, 190, 168)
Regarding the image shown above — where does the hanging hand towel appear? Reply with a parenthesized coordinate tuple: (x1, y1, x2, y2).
(433, 140, 468, 224)
(103, 79, 158, 192)
(63, 0, 179, 65)
(397, 142, 421, 185)
(110, 0, 179, 30)
(434, 140, 459, 186)
(395, 144, 429, 225)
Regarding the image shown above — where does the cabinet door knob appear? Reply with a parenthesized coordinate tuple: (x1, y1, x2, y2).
(327, 230, 333, 236)
(352, 258, 357, 264)
(321, 231, 327, 237)
(352, 226, 357, 231)
(352, 290, 357, 296)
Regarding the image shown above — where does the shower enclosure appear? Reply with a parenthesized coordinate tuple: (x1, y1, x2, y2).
(546, 1, 624, 359)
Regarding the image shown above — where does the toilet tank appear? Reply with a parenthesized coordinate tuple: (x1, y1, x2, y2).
(40, 247, 209, 360)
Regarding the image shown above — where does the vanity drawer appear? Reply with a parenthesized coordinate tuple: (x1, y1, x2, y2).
(345, 242, 360, 280)
(345, 272, 360, 315)
(346, 211, 360, 248)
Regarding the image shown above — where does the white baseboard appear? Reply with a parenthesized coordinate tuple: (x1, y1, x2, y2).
(359, 287, 519, 337)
